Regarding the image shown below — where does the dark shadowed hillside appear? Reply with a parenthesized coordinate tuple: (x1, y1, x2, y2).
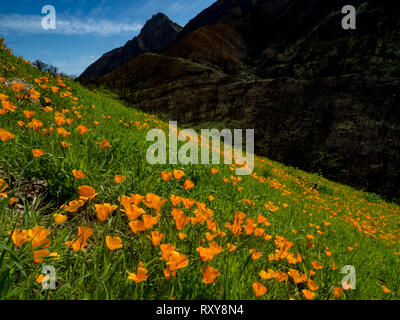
(82, 0, 400, 201)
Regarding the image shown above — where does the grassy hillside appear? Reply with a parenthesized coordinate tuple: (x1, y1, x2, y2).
(1, 38, 400, 300)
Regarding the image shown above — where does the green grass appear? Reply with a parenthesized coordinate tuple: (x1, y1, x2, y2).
(1, 38, 400, 300)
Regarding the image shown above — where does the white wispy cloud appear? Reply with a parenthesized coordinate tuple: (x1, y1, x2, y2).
(0, 14, 142, 36)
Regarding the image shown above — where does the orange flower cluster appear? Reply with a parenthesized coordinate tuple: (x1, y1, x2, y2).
(9, 226, 58, 263)
(160, 244, 189, 279)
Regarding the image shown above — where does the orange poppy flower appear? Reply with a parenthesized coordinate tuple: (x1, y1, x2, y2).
(148, 231, 164, 246)
(259, 269, 277, 280)
(32, 149, 44, 158)
(72, 169, 86, 179)
(202, 265, 221, 284)
(0, 129, 15, 142)
(244, 218, 256, 235)
(8, 229, 29, 247)
(30, 88, 41, 101)
(78, 185, 97, 202)
(196, 243, 222, 262)
(252, 282, 267, 297)
(288, 269, 307, 284)
(106, 236, 123, 250)
(77, 125, 90, 135)
(276, 271, 289, 282)
(9, 197, 18, 205)
(161, 171, 172, 182)
(1, 99, 17, 113)
(57, 127, 71, 137)
(178, 232, 187, 240)
(65, 226, 94, 252)
(166, 251, 189, 271)
(97, 139, 112, 148)
(143, 214, 158, 229)
(115, 175, 125, 184)
(28, 226, 51, 249)
(129, 194, 145, 206)
(184, 179, 194, 190)
(333, 286, 343, 298)
(33, 249, 50, 264)
(250, 249, 262, 260)
(143, 193, 166, 215)
(0, 179, 8, 198)
(27, 119, 43, 132)
(382, 285, 391, 293)
(182, 198, 196, 210)
(211, 168, 219, 174)
(163, 268, 176, 280)
(53, 213, 68, 224)
(175, 214, 190, 231)
(171, 207, 182, 218)
(55, 115, 66, 126)
(205, 232, 217, 242)
(60, 199, 85, 213)
(11, 82, 25, 92)
(311, 261, 323, 270)
(128, 264, 149, 283)
(128, 220, 146, 234)
(173, 169, 185, 180)
(24, 110, 35, 119)
(160, 244, 176, 260)
(123, 204, 145, 221)
(49, 252, 60, 260)
(95, 203, 118, 222)
(42, 128, 53, 136)
(302, 289, 316, 300)
(36, 274, 49, 284)
(307, 279, 319, 291)
(170, 194, 182, 206)
(61, 141, 72, 148)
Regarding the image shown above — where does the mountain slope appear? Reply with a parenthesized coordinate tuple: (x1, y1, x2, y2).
(1, 37, 400, 300)
(79, 13, 182, 80)
(88, 0, 400, 201)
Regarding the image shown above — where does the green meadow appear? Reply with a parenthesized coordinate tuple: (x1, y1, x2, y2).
(0, 38, 399, 300)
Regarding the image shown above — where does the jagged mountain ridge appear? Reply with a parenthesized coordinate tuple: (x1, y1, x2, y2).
(79, 13, 182, 80)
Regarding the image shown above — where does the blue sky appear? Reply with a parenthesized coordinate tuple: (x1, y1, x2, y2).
(0, 0, 215, 76)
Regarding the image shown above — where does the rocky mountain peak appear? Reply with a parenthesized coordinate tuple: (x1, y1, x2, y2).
(137, 12, 183, 52)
